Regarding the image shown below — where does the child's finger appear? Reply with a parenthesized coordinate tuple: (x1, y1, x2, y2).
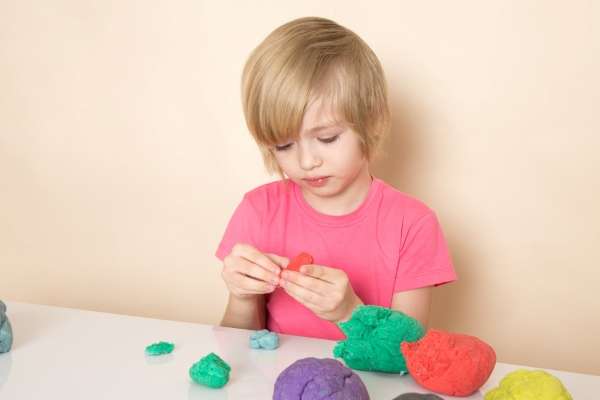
(234, 272, 277, 294)
(235, 257, 280, 285)
(299, 264, 336, 283)
(232, 244, 281, 274)
(281, 270, 330, 296)
(265, 253, 289, 269)
(281, 279, 324, 311)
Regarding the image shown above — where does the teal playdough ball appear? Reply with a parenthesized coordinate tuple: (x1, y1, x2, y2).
(0, 300, 13, 353)
(249, 329, 279, 350)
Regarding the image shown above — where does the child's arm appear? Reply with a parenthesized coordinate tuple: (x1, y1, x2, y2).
(390, 286, 433, 329)
(221, 293, 267, 330)
(219, 243, 288, 330)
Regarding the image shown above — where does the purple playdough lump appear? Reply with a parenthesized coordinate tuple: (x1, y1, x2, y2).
(273, 357, 370, 400)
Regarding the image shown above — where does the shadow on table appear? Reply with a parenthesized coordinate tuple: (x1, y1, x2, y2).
(144, 353, 174, 365)
(0, 352, 12, 391)
(9, 306, 67, 350)
(188, 382, 229, 400)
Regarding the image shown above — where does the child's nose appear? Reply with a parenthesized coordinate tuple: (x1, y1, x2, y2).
(298, 142, 323, 170)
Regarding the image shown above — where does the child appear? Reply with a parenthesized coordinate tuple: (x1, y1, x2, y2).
(215, 17, 457, 340)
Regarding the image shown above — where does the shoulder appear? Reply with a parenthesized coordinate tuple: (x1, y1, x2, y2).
(241, 179, 290, 214)
(372, 179, 447, 262)
(375, 178, 436, 223)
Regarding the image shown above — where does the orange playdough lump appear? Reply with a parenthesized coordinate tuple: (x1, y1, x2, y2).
(286, 252, 314, 272)
(401, 329, 496, 397)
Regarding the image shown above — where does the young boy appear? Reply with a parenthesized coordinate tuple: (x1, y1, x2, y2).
(216, 17, 457, 340)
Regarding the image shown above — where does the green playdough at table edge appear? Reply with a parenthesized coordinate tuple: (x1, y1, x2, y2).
(333, 305, 425, 374)
(189, 352, 231, 388)
(145, 341, 174, 356)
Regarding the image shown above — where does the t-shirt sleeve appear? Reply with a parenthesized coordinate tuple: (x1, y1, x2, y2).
(215, 194, 263, 261)
(394, 212, 457, 292)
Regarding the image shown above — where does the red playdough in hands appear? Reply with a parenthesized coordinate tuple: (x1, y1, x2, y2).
(286, 252, 314, 272)
(401, 329, 496, 397)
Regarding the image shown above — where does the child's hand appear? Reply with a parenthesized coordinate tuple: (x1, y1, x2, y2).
(222, 244, 288, 299)
(280, 264, 363, 323)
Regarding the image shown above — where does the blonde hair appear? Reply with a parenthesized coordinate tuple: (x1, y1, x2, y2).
(241, 17, 391, 175)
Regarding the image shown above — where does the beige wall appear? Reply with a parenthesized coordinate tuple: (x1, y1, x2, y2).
(1, 1, 598, 375)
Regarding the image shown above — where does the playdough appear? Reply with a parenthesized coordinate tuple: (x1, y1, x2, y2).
(333, 305, 424, 374)
(484, 369, 572, 400)
(392, 394, 443, 400)
(145, 341, 174, 356)
(250, 329, 279, 350)
(0, 300, 13, 353)
(189, 352, 231, 388)
(286, 252, 313, 272)
(273, 357, 369, 400)
(401, 329, 496, 396)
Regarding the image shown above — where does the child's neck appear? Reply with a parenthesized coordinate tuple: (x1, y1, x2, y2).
(301, 166, 373, 217)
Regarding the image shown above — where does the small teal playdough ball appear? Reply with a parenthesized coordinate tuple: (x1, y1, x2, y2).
(0, 300, 13, 354)
(249, 329, 279, 350)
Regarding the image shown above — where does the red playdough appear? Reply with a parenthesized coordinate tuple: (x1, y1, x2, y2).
(286, 252, 313, 272)
(401, 329, 496, 397)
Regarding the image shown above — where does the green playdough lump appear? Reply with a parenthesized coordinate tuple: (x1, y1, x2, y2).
(484, 369, 573, 400)
(145, 341, 174, 356)
(333, 305, 425, 374)
(189, 352, 231, 388)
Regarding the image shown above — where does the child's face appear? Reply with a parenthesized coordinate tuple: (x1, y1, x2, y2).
(271, 97, 370, 208)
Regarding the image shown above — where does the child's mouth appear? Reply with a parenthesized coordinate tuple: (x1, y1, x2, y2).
(304, 176, 329, 187)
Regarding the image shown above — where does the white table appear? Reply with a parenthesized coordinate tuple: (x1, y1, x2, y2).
(0, 302, 597, 399)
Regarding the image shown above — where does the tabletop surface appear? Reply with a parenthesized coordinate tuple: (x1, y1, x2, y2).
(0, 301, 598, 399)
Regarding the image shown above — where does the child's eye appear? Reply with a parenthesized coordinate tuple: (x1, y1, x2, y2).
(274, 142, 293, 151)
(318, 135, 340, 144)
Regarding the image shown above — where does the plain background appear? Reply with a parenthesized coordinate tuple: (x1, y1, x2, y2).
(1, 1, 598, 375)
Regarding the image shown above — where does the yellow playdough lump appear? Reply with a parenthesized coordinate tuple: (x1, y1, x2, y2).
(485, 369, 572, 400)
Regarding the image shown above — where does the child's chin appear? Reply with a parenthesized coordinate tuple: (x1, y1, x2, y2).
(310, 186, 343, 199)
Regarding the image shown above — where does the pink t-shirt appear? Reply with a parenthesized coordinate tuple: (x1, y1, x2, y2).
(215, 177, 457, 340)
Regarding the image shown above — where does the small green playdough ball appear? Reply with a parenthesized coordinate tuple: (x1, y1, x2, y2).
(484, 369, 572, 400)
(145, 341, 174, 356)
(333, 305, 424, 374)
(189, 352, 231, 388)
